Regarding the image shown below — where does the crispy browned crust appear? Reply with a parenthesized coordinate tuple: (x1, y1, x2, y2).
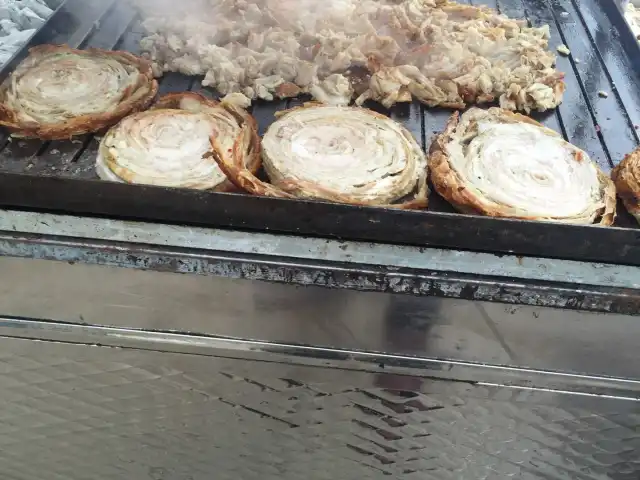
(152, 92, 261, 192)
(211, 104, 429, 209)
(428, 108, 616, 225)
(0, 44, 158, 140)
(210, 133, 297, 199)
(612, 147, 640, 224)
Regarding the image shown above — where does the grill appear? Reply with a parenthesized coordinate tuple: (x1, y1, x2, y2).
(1, 0, 639, 265)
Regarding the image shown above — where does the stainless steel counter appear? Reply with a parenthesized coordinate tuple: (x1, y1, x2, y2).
(0, 209, 638, 479)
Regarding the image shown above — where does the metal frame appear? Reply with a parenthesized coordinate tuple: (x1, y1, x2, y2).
(5, 176, 640, 266)
(611, 0, 640, 74)
(1, 209, 639, 314)
(0, 227, 638, 477)
(2, 316, 640, 399)
(0, 208, 639, 377)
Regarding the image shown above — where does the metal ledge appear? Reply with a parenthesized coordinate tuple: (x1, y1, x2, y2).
(0, 316, 639, 401)
(0, 210, 639, 313)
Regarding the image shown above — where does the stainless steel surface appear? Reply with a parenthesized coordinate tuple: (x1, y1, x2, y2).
(0, 208, 637, 479)
(0, 255, 638, 381)
(1, 317, 640, 398)
(0, 210, 639, 314)
(1, 209, 638, 289)
(0, 209, 638, 477)
(0, 334, 637, 479)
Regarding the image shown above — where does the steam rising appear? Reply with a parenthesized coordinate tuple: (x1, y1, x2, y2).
(134, 0, 359, 32)
(131, 0, 565, 112)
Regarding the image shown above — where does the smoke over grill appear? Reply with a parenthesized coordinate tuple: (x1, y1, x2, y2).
(130, 0, 564, 112)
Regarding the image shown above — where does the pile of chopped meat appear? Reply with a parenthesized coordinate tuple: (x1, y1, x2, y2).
(137, 0, 565, 112)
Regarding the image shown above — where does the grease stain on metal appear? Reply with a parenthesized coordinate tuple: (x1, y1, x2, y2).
(0, 237, 636, 314)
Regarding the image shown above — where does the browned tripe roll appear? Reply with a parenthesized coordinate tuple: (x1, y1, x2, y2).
(210, 103, 429, 209)
(0, 45, 158, 139)
(96, 92, 260, 191)
(429, 107, 616, 225)
(612, 147, 640, 224)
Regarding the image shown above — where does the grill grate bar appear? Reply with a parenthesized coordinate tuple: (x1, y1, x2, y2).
(554, 0, 638, 164)
(570, 0, 640, 135)
(527, 0, 611, 169)
(65, 0, 119, 49)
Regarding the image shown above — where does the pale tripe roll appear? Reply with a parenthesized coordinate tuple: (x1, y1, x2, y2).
(612, 147, 640, 224)
(96, 92, 260, 190)
(0, 45, 157, 139)
(429, 107, 616, 224)
(210, 104, 428, 208)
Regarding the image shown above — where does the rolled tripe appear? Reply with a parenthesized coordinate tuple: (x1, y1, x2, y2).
(0, 45, 157, 139)
(428, 107, 616, 225)
(96, 92, 260, 190)
(210, 103, 429, 209)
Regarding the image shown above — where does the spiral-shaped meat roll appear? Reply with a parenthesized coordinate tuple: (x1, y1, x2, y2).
(612, 147, 640, 224)
(211, 104, 428, 208)
(0, 45, 158, 139)
(429, 107, 616, 225)
(96, 92, 260, 190)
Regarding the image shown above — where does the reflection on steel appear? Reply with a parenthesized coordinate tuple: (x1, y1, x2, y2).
(0, 317, 639, 400)
(0, 257, 638, 380)
(0, 335, 638, 479)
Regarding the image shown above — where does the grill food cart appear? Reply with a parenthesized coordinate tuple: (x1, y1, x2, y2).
(0, 0, 638, 478)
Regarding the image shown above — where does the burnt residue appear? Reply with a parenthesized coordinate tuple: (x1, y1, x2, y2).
(344, 65, 372, 97)
(0, 230, 639, 314)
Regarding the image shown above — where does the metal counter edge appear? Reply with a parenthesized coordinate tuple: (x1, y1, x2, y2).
(0, 210, 638, 314)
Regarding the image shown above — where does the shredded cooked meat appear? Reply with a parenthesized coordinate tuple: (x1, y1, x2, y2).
(136, 0, 565, 112)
